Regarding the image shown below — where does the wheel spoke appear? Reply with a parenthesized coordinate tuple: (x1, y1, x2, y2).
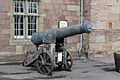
(45, 56, 50, 62)
(38, 55, 43, 61)
(37, 60, 42, 64)
(42, 54, 45, 60)
(41, 66, 47, 73)
(37, 62, 44, 74)
(44, 66, 51, 73)
(38, 64, 43, 70)
(45, 62, 52, 66)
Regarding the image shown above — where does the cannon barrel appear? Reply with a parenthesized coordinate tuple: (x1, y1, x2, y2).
(31, 20, 92, 45)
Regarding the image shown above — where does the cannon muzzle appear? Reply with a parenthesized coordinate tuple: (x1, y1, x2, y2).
(31, 20, 92, 45)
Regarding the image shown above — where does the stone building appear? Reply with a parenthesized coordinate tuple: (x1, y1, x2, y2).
(0, 0, 120, 61)
(89, 0, 120, 57)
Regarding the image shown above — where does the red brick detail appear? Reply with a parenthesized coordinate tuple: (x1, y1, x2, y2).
(0, 46, 16, 52)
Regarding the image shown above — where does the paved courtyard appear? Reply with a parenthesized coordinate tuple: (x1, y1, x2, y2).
(0, 57, 120, 80)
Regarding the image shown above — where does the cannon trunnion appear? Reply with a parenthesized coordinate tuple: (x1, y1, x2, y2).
(23, 20, 92, 75)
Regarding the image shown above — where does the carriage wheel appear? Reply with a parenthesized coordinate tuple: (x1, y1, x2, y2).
(64, 52, 73, 70)
(36, 52, 54, 75)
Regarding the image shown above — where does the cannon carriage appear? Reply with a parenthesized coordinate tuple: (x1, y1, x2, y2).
(22, 20, 92, 75)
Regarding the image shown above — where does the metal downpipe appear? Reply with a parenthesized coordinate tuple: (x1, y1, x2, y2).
(78, 0, 84, 59)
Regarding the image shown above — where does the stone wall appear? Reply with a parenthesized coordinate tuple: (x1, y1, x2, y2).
(0, 0, 16, 53)
(89, 0, 120, 57)
(43, 0, 80, 30)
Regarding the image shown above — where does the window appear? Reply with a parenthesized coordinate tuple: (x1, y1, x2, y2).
(13, 0, 39, 39)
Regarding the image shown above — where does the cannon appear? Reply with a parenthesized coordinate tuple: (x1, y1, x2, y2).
(22, 20, 92, 75)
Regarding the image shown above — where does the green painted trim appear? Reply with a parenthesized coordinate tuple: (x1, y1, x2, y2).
(114, 52, 120, 54)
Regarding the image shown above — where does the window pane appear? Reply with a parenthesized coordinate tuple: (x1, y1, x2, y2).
(14, 0, 24, 13)
(14, 15, 24, 38)
(32, 29, 36, 33)
(28, 1, 38, 13)
(32, 24, 36, 29)
(14, 30, 18, 35)
(28, 30, 31, 35)
(20, 30, 23, 35)
(28, 16, 37, 36)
